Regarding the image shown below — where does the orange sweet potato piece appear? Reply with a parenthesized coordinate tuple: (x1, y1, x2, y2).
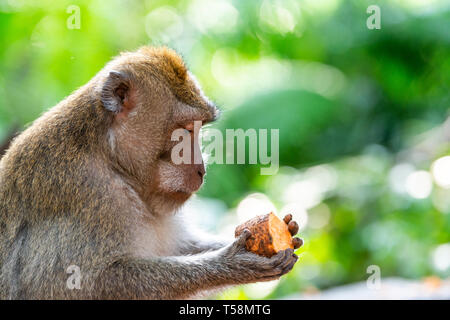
(235, 212, 294, 258)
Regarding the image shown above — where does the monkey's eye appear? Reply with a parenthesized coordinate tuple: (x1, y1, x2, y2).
(184, 122, 195, 133)
(159, 150, 171, 160)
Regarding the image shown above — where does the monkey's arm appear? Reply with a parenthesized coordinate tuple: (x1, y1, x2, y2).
(96, 253, 229, 299)
(177, 229, 230, 255)
(178, 234, 231, 255)
(95, 231, 297, 299)
(174, 214, 231, 255)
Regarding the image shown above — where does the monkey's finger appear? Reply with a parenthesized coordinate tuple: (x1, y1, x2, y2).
(265, 250, 297, 278)
(234, 228, 251, 248)
(280, 255, 298, 275)
(270, 248, 293, 269)
(288, 220, 299, 236)
(241, 228, 252, 240)
(277, 250, 297, 270)
(283, 214, 292, 224)
(292, 237, 303, 249)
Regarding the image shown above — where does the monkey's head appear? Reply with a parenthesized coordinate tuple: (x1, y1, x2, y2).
(97, 47, 218, 212)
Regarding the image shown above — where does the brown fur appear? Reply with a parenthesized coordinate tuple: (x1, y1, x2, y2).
(0, 46, 299, 299)
(0, 46, 215, 299)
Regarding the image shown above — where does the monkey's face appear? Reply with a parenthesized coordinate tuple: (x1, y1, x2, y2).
(101, 48, 218, 208)
(152, 77, 218, 204)
(155, 117, 206, 201)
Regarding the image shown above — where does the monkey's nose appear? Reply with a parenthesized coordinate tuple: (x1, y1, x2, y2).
(196, 163, 205, 179)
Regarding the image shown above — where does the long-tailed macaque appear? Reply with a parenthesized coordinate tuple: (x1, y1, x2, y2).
(0, 47, 302, 299)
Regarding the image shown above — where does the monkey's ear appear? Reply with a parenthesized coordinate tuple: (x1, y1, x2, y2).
(101, 71, 134, 114)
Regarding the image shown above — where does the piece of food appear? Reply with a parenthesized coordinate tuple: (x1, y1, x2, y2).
(235, 212, 294, 258)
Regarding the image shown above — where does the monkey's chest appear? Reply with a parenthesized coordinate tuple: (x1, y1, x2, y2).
(131, 223, 178, 258)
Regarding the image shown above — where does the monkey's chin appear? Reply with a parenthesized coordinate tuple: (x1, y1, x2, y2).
(168, 190, 193, 202)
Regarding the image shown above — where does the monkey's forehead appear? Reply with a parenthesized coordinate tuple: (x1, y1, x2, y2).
(138, 46, 187, 77)
(117, 46, 219, 122)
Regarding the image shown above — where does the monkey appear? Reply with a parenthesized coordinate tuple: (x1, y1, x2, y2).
(0, 46, 303, 299)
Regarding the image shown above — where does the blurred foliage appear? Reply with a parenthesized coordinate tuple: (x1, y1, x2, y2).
(0, 0, 449, 299)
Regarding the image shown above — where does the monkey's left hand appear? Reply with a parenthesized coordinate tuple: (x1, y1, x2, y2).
(283, 214, 303, 249)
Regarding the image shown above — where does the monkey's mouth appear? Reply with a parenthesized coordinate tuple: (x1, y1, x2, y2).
(170, 190, 193, 202)
(174, 189, 191, 195)
(172, 179, 204, 198)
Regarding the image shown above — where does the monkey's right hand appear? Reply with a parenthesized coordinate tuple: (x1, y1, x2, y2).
(219, 229, 298, 284)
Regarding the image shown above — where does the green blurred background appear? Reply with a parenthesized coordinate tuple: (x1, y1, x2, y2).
(0, 0, 449, 299)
